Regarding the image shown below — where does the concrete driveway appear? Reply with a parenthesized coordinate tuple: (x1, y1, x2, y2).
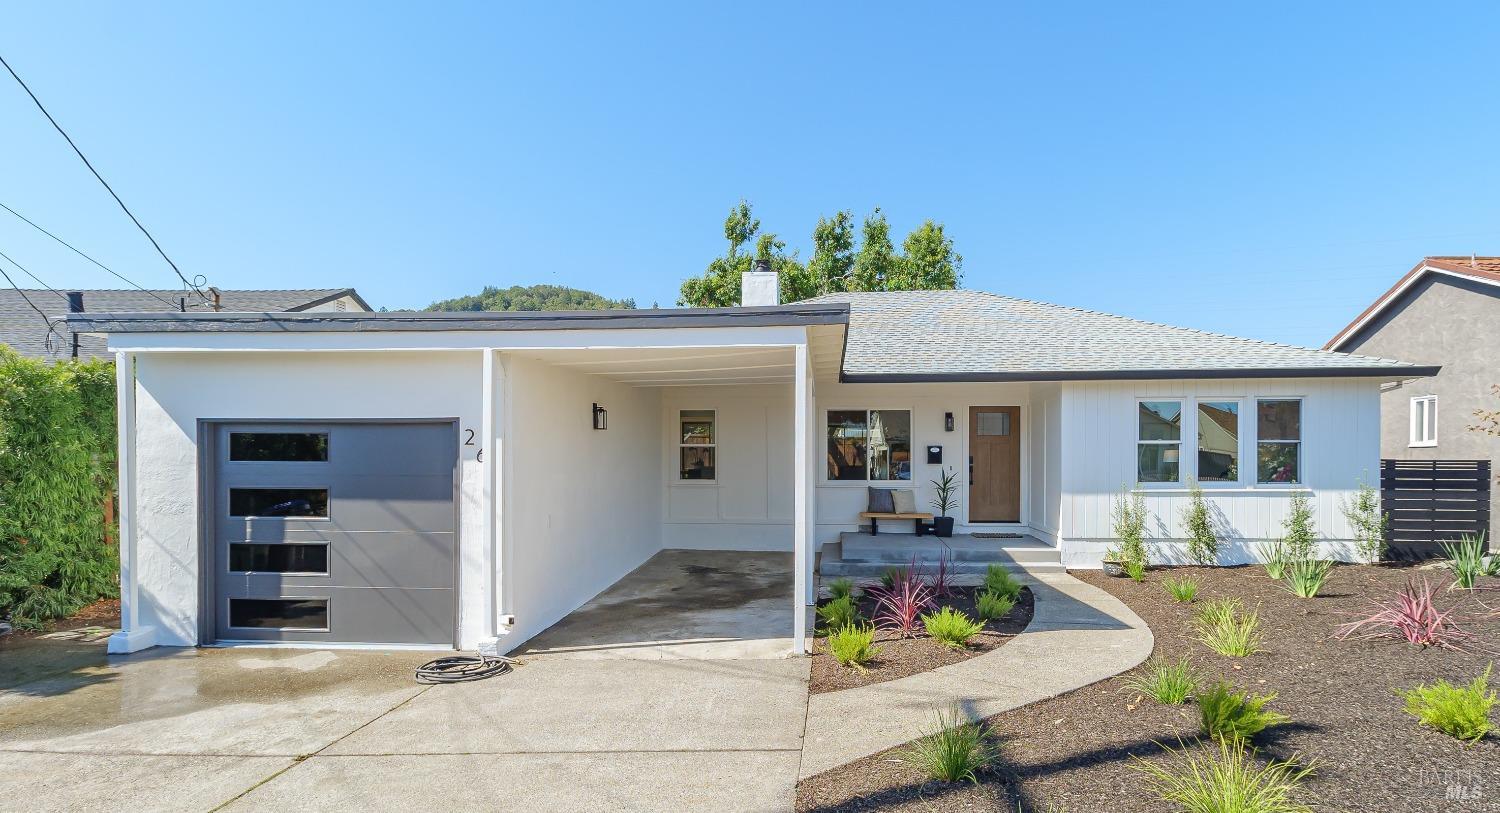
(0, 636, 810, 812)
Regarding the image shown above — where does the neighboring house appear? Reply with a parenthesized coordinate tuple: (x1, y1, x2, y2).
(0, 287, 371, 360)
(1326, 255, 1500, 547)
(70, 272, 1435, 656)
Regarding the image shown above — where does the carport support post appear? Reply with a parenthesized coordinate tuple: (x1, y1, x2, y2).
(793, 342, 813, 654)
(107, 352, 153, 654)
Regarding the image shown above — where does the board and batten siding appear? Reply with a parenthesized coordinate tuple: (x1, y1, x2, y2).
(1056, 377, 1383, 567)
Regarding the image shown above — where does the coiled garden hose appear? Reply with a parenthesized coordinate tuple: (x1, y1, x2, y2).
(414, 653, 517, 684)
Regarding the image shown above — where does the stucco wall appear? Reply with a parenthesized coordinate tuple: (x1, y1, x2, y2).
(500, 356, 663, 649)
(1056, 377, 1382, 567)
(1339, 275, 1500, 539)
(660, 384, 794, 550)
(130, 350, 484, 647)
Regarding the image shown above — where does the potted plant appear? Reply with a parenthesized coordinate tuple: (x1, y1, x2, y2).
(929, 468, 959, 538)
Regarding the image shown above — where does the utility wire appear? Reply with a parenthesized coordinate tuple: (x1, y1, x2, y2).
(0, 200, 179, 308)
(0, 248, 69, 303)
(0, 260, 62, 347)
(0, 52, 209, 302)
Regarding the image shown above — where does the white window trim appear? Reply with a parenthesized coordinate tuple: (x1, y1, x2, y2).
(822, 407, 916, 485)
(1410, 395, 1437, 448)
(1136, 398, 1185, 487)
(676, 408, 717, 484)
(1194, 397, 1247, 488)
(1254, 397, 1304, 487)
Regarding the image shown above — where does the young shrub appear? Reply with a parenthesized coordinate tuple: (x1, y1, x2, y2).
(1282, 559, 1332, 599)
(1134, 739, 1315, 813)
(827, 577, 856, 602)
(922, 606, 985, 649)
(1256, 539, 1290, 580)
(1281, 492, 1317, 562)
(1109, 486, 1151, 575)
(816, 595, 862, 633)
(1340, 478, 1387, 563)
(880, 566, 909, 591)
(1125, 656, 1198, 705)
(983, 564, 1023, 601)
(1194, 598, 1262, 657)
(898, 706, 994, 784)
(870, 569, 936, 638)
(1182, 480, 1222, 566)
(827, 623, 880, 671)
(1125, 559, 1147, 583)
(1197, 681, 1290, 743)
(1442, 534, 1489, 590)
(1164, 575, 1199, 603)
(975, 589, 1015, 621)
(1400, 664, 1496, 744)
(1334, 577, 1474, 651)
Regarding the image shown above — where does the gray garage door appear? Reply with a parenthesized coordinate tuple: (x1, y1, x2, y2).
(209, 422, 457, 645)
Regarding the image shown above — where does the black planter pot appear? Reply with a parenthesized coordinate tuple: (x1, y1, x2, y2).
(932, 516, 955, 538)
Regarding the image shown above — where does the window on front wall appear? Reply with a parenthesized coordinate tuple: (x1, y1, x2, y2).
(1256, 399, 1301, 484)
(827, 409, 912, 481)
(1197, 401, 1240, 482)
(1137, 401, 1182, 483)
(678, 410, 716, 480)
(1410, 396, 1437, 447)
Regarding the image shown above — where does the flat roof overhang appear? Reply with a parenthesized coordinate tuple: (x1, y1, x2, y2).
(840, 365, 1442, 383)
(65, 303, 850, 334)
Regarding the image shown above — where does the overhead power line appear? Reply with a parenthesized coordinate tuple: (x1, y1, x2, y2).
(0, 247, 69, 303)
(0, 258, 61, 346)
(0, 200, 178, 308)
(0, 52, 209, 302)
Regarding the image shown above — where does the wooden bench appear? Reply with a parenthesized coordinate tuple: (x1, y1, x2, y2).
(858, 511, 935, 536)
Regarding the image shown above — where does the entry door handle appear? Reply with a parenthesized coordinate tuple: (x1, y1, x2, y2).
(968, 455, 974, 484)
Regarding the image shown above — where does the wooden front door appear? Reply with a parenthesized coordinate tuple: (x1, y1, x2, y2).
(969, 406, 1020, 522)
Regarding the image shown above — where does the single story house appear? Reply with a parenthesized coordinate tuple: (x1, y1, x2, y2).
(69, 270, 1437, 656)
(1, 287, 370, 360)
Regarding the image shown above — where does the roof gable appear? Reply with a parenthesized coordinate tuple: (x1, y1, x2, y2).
(1325, 258, 1500, 351)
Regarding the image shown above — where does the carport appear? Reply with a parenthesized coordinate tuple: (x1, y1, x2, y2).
(72, 303, 846, 657)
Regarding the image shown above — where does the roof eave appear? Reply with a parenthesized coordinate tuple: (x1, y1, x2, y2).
(1326, 260, 1500, 351)
(840, 365, 1442, 384)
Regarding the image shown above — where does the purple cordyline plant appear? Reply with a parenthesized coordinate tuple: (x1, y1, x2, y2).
(930, 549, 955, 597)
(1334, 577, 1476, 652)
(870, 558, 936, 638)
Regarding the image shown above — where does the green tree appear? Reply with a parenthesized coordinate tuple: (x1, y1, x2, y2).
(850, 208, 899, 291)
(896, 219, 963, 289)
(428, 284, 634, 312)
(806, 210, 856, 294)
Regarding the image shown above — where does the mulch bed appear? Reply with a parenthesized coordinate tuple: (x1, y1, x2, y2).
(798, 564, 1500, 813)
(809, 586, 1034, 695)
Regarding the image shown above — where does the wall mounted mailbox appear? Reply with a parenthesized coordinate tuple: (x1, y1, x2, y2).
(927, 445, 943, 464)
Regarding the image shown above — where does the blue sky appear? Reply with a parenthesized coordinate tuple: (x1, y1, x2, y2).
(3, 3, 1498, 347)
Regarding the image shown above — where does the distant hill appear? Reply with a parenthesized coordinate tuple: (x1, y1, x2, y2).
(427, 284, 636, 312)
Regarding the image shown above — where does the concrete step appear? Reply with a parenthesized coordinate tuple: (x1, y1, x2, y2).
(817, 559, 1063, 579)
(838, 533, 1061, 565)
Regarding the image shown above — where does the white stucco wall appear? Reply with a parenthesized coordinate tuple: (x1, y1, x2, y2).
(129, 350, 485, 647)
(660, 384, 795, 550)
(1056, 377, 1383, 567)
(500, 356, 663, 649)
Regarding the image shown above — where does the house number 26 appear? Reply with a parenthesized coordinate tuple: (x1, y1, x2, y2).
(464, 428, 483, 462)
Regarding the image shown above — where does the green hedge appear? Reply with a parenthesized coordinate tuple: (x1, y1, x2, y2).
(0, 347, 118, 628)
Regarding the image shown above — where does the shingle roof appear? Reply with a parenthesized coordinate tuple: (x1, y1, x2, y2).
(802, 289, 1435, 381)
(2, 288, 365, 359)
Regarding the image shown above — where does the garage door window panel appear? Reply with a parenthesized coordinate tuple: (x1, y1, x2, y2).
(229, 487, 329, 518)
(229, 432, 329, 462)
(229, 543, 329, 574)
(228, 598, 329, 631)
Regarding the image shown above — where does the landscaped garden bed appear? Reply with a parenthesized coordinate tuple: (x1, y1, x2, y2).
(809, 583, 1033, 694)
(797, 563, 1500, 812)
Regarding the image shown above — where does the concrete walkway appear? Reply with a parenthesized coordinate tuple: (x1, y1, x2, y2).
(798, 568, 1153, 779)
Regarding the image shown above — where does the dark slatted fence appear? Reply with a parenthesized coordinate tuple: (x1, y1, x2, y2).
(1381, 459, 1491, 560)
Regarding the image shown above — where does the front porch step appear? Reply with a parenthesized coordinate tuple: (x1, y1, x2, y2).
(818, 559, 1063, 579)
(840, 536, 1060, 565)
(818, 531, 1063, 580)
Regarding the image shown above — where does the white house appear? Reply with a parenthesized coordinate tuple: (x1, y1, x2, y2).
(69, 272, 1437, 656)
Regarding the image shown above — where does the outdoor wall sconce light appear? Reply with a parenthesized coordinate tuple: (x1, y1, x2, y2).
(944, 412, 954, 432)
(592, 403, 607, 430)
